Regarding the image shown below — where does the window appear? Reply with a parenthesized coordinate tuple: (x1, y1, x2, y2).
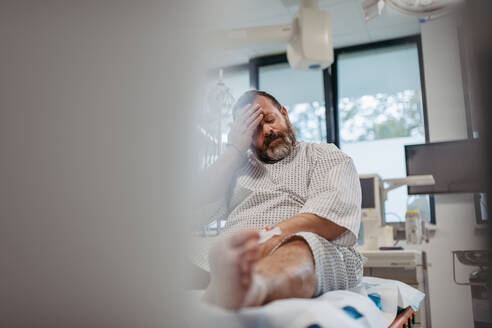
(334, 38, 433, 223)
(218, 68, 251, 145)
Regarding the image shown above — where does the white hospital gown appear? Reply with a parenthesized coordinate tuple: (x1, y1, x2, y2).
(193, 142, 364, 296)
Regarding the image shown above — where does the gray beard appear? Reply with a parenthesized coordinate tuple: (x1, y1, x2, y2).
(254, 119, 296, 164)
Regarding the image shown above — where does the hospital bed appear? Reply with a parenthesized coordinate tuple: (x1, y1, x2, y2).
(389, 307, 417, 328)
(188, 276, 425, 328)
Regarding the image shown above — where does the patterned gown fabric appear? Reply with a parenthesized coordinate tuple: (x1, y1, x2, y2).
(192, 142, 365, 295)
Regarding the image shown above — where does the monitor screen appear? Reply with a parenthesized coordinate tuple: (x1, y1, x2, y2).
(360, 177, 375, 209)
(405, 139, 486, 194)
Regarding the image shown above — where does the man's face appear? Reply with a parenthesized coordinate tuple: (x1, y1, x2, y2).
(251, 96, 296, 163)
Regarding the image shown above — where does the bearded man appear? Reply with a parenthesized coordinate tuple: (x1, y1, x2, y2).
(193, 90, 364, 310)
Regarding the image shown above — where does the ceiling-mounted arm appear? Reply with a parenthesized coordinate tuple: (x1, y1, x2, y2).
(217, 0, 320, 49)
(219, 24, 293, 49)
(300, 0, 319, 10)
(216, 0, 333, 71)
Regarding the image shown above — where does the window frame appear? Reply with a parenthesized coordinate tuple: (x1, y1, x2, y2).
(331, 35, 430, 145)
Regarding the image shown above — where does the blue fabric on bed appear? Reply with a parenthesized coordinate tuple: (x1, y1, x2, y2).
(342, 306, 363, 319)
(368, 293, 382, 310)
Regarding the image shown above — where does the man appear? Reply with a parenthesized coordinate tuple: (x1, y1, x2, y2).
(193, 90, 364, 310)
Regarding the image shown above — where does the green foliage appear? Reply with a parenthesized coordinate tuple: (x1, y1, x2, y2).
(287, 102, 326, 143)
(339, 90, 425, 143)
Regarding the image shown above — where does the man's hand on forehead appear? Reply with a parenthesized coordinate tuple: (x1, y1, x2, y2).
(227, 103, 263, 153)
(257, 105, 267, 116)
(236, 103, 260, 120)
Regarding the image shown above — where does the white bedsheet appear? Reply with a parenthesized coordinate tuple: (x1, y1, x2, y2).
(187, 277, 425, 328)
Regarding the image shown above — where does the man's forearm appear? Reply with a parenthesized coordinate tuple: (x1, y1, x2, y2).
(196, 147, 243, 206)
(196, 102, 262, 207)
(276, 213, 347, 241)
(260, 213, 347, 257)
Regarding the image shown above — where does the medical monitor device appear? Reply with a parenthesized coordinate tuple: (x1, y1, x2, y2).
(405, 139, 486, 194)
(359, 174, 385, 224)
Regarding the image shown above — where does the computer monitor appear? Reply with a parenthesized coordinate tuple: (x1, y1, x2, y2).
(360, 177, 376, 209)
(359, 174, 384, 224)
(405, 139, 486, 194)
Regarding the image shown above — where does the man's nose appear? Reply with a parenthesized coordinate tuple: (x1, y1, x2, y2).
(263, 125, 273, 136)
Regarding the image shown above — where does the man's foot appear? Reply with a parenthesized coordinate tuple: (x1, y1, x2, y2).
(202, 230, 267, 310)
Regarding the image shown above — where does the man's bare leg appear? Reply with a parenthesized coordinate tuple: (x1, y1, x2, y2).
(203, 232, 316, 310)
(254, 237, 316, 303)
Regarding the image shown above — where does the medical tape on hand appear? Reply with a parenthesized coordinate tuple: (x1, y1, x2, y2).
(258, 226, 282, 244)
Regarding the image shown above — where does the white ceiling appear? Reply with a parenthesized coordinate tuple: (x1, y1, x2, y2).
(215, 0, 421, 67)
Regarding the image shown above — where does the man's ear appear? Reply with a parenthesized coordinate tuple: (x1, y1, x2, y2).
(280, 106, 288, 118)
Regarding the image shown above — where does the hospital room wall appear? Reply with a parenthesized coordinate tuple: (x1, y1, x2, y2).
(0, 1, 212, 326)
(408, 14, 489, 328)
